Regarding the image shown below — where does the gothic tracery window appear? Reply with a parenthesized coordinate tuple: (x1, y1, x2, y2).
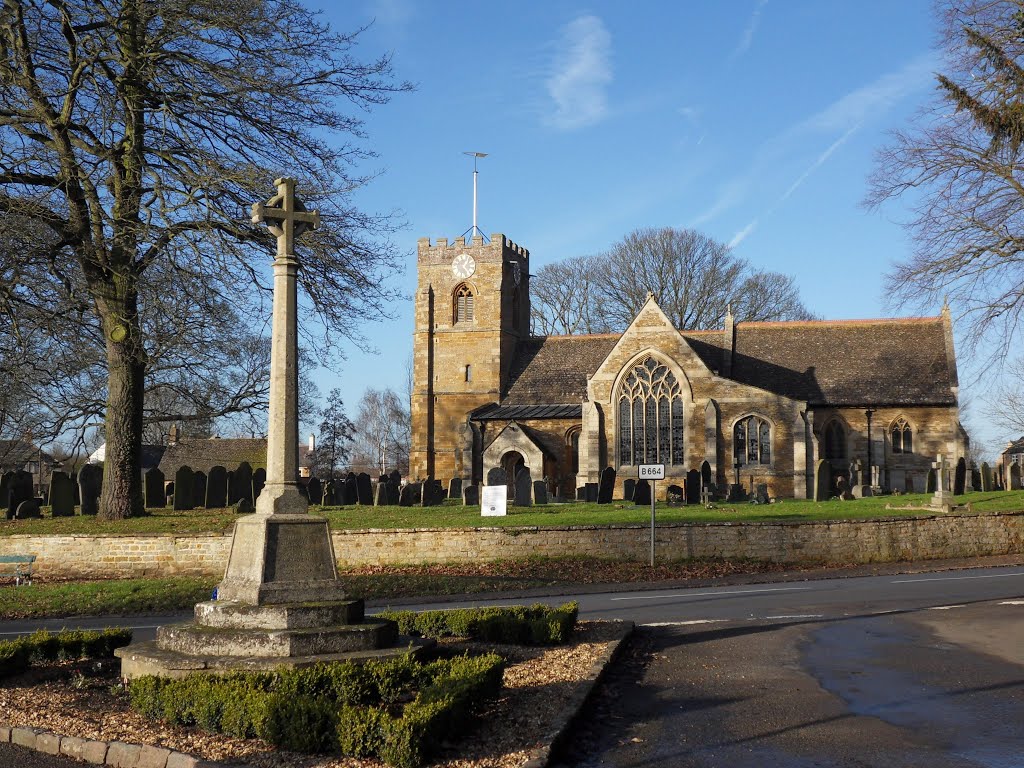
(890, 417, 913, 454)
(454, 284, 474, 323)
(617, 356, 685, 466)
(735, 415, 771, 466)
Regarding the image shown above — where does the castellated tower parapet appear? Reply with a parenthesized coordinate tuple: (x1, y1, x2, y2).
(410, 233, 531, 483)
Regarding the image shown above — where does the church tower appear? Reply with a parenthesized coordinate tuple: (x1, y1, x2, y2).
(410, 234, 530, 483)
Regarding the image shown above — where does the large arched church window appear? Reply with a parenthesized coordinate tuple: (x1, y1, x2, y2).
(890, 417, 913, 454)
(735, 415, 771, 466)
(453, 284, 474, 323)
(616, 356, 684, 466)
(824, 420, 846, 460)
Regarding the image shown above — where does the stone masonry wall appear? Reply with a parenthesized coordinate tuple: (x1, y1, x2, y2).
(2, 512, 1021, 579)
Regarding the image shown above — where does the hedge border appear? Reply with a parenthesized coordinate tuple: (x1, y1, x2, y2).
(376, 601, 579, 645)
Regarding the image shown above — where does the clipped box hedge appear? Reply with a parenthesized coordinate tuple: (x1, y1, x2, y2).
(0, 627, 133, 679)
(377, 601, 579, 645)
(129, 652, 504, 768)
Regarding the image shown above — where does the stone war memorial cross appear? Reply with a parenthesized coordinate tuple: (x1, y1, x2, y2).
(116, 179, 416, 678)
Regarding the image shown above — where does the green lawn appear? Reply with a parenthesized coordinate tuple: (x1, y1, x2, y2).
(1, 490, 1021, 536)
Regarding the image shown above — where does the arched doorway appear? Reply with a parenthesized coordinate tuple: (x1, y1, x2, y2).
(501, 451, 526, 498)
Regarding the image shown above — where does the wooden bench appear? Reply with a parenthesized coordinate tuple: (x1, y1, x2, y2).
(0, 555, 36, 586)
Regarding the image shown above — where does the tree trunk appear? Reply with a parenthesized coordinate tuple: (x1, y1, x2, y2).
(97, 292, 146, 520)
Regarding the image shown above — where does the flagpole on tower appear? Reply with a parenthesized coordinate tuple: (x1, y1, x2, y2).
(461, 151, 488, 241)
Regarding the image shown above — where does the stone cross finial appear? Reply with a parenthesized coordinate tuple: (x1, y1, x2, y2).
(251, 177, 321, 260)
(932, 453, 948, 489)
(931, 453, 954, 511)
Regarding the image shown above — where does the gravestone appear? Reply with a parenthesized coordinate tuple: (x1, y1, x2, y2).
(533, 480, 548, 505)
(192, 471, 207, 509)
(813, 459, 831, 502)
(356, 473, 373, 505)
(727, 483, 745, 502)
(15, 498, 41, 518)
(686, 469, 701, 504)
(463, 484, 479, 506)
(486, 467, 507, 486)
(925, 468, 936, 494)
(252, 468, 266, 501)
(386, 475, 401, 505)
(173, 466, 195, 510)
(585, 482, 599, 502)
(165, 481, 175, 505)
(71, 471, 80, 505)
(206, 466, 228, 508)
(931, 454, 954, 510)
(448, 478, 462, 499)
(7, 470, 33, 519)
(78, 464, 102, 516)
(0, 471, 12, 512)
(234, 462, 254, 505)
(850, 459, 863, 487)
(971, 468, 981, 492)
(143, 467, 166, 509)
(576, 487, 586, 500)
(48, 471, 75, 517)
(322, 481, 336, 506)
(224, 470, 235, 504)
(307, 476, 323, 505)
(905, 473, 915, 494)
(1011, 463, 1023, 491)
(598, 467, 616, 504)
(389, 470, 401, 486)
(954, 457, 967, 495)
(754, 483, 770, 504)
(835, 475, 852, 501)
(399, 482, 420, 506)
(633, 479, 651, 506)
(666, 484, 684, 504)
(422, 479, 445, 506)
(623, 478, 636, 502)
(700, 461, 712, 491)
(374, 482, 387, 506)
(514, 468, 533, 506)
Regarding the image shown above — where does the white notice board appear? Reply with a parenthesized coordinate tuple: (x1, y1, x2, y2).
(481, 485, 507, 516)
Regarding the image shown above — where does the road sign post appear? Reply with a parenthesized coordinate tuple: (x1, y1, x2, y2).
(638, 464, 665, 566)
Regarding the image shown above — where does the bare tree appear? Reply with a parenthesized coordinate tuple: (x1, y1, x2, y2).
(351, 387, 410, 476)
(866, 0, 1024, 359)
(0, 1, 411, 518)
(531, 227, 816, 334)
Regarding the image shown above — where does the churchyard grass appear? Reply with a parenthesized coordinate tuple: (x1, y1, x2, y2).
(0, 490, 1022, 536)
(0, 576, 216, 619)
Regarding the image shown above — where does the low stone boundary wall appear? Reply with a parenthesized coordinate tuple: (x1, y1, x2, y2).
(1, 511, 1021, 579)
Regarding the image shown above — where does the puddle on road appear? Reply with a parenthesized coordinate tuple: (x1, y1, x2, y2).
(802, 616, 1023, 767)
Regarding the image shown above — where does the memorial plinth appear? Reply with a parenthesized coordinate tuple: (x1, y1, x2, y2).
(117, 179, 426, 679)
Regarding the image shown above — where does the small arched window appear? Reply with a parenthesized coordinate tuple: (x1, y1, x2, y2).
(824, 420, 846, 460)
(617, 356, 685, 466)
(566, 427, 581, 474)
(891, 418, 913, 454)
(453, 284, 474, 323)
(735, 415, 771, 466)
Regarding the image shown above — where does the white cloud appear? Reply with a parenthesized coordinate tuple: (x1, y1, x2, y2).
(731, 0, 768, 61)
(545, 15, 613, 130)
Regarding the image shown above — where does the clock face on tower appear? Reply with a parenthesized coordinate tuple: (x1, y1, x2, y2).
(451, 253, 476, 279)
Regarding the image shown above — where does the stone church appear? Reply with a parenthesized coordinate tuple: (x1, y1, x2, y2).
(410, 233, 967, 499)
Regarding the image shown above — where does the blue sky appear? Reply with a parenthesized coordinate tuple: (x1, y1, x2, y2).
(303, 1, 1006, 456)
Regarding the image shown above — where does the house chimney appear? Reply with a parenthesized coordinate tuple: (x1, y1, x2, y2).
(309, 433, 316, 452)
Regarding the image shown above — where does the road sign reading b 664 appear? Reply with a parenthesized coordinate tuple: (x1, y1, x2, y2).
(638, 464, 665, 480)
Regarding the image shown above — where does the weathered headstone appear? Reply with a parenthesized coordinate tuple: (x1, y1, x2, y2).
(233, 462, 254, 505)
(206, 466, 228, 508)
(343, 473, 357, 505)
(374, 481, 388, 506)
(514, 468, 533, 506)
(307, 476, 323, 505)
(585, 482, 599, 502)
(252, 468, 266, 501)
(48, 470, 75, 517)
(143, 467, 166, 509)
(686, 469, 701, 504)
(931, 454, 954, 510)
(954, 457, 967, 495)
(925, 468, 936, 494)
(623, 478, 636, 502)
(576, 486, 586, 500)
(7, 470, 33, 519)
(448, 477, 462, 499)
(533, 480, 548, 505)
(754, 483, 770, 504)
(486, 467, 507, 486)
(813, 459, 831, 502)
(356, 472, 373, 505)
(225, 470, 236, 503)
(700, 461, 712, 492)
(15, 498, 40, 518)
(1010, 463, 1023, 491)
(386, 474, 401, 505)
(666, 484, 684, 504)
(597, 466, 616, 504)
(174, 466, 195, 510)
(78, 464, 102, 516)
(0, 471, 13, 513)
(192, 471, 207, 509)
(974, 462, 991, 493)
(70, 471, 80, 505)
(463, 484, 479, 506)
(633, 479, 651, 506)
(399, 482, 420, 506)
(389, 470, 401, 486)
(971, 468, 981, 492)
(322, 480, 336, 506)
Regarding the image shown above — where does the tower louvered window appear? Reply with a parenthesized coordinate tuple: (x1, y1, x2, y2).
(617, 356, 685, 466)
(454, 284, 474, 323)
